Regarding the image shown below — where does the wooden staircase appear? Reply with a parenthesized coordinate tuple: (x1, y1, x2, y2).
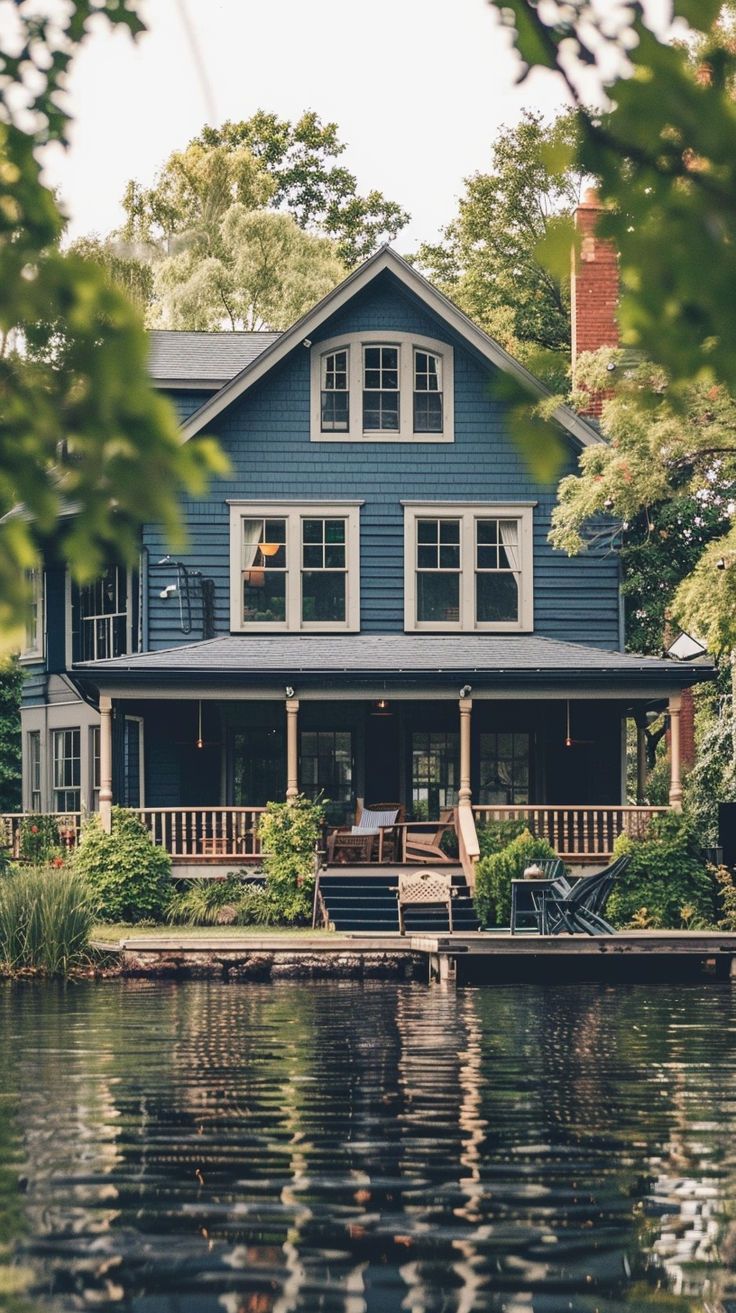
(317, 866, 479, 933)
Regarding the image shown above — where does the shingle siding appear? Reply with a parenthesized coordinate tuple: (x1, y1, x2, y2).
(144, 276, 622, 651)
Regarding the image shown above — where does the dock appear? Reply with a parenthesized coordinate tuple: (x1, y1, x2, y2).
(92, 929, 736, 985)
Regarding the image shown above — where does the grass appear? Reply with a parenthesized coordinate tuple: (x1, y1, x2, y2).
(0, 866, 94, 975)
(91, 923, 336, 943)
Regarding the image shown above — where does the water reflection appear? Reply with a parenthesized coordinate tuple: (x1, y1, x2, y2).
(0, 979, 735, 1311)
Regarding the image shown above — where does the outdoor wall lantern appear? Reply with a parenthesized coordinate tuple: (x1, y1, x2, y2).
(371, 699, 391, 716)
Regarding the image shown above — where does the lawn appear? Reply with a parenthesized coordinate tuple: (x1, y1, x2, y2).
(91, 923, 336, 944)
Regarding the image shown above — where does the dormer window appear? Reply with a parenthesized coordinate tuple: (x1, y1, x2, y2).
(311, 332, 453, 443)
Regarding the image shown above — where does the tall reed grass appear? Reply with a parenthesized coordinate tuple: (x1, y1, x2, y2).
(0, 866, 94, 975)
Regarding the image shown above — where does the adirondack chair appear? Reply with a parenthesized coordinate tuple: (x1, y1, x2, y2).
(540, 855, 630, 935)
(326, 805, 401, 864)
(404, 807, 454, 863)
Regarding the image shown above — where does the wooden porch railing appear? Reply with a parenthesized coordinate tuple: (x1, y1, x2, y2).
(455, 803, 480, 894)
(136, 807, 265, 861)
(0, 812, 82, 860)
(472, 804, 668, 862)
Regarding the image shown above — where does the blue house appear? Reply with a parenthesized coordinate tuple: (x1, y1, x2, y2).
(16, 245, 709, 879)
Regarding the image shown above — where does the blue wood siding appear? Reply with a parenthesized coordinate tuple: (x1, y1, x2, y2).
(144, 273, 621, 651)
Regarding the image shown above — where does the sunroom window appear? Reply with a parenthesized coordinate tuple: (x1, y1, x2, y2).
(404, 504, 534, 631)
(320, 348, 349, 432)
(363, 345, 399, 431)
(413, 349, 443, 433)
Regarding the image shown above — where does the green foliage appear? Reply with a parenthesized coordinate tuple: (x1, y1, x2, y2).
(474, 827, 555, 928)
(0, 0, 227, 641)
(715, 865, 736, 930)
(0, 865, 93, 975)
(127, 110, 409, 268)
(609, 812, 716, 929)
(258, 795, 324, 926)
(73, 808, 171, 923)
(0, 660, 21, 810)
(167, 876, 276, 927)
(476, 818, 528, 859)
(414, 109, 581, 388)
(18, 815, 65, 865)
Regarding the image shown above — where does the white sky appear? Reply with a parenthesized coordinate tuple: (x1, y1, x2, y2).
(42, 0, 574, 251)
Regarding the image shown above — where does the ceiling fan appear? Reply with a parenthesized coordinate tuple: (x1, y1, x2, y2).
(564, 700, 595, 748)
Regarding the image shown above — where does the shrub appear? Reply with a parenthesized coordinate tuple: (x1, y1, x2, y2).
(0, 865, 94, 975)
(715, 865, 736, 931)
(474, 827, 556, 928)
(167, 876, 276, 927)
(608, 812, 717, 929)
(258, 795, 324, 925)
(74, 808, 171, 923)
(476, 818, 528, 860)
(18, 815, 65, 865)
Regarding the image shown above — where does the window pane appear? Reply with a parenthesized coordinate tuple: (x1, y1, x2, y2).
(302, 519, 322, 544)
(243, 572, 286, 623)
(324, 545, 345, 568)
(479, 731, 530, 804)
(476, 573, 519, 623)
(325, 520, 345, 543)
(363, 392, 399, 431)
(477, 520, 498, 545)
(417, 545, 436, 570)
(303, 545, 323, 569)
(302, 572, 346, 623)
(413, 392, 442, 432)
(439, 520, 460, 544)
(439, 545, 459, 570)
(417, 520, 438, 544)
(321, 391, 349, 431)
(417, 573, 460, 623)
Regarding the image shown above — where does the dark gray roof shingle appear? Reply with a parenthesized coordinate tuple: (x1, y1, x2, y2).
(75, 633, 711, 686)
(148, 330, 280, 384)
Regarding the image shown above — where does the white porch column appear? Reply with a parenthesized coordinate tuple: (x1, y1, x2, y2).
(458, 697, 472, 806)
(99, 694, 113, 833)
(668, 693, 683, 811)
(286, 698, 300, 801)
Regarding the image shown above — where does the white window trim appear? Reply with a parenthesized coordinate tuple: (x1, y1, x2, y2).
(20, 569, 45, 663)
(310, 331, 454, 443)
(403, 502, 535, 633)
(228, 501, 361, 633)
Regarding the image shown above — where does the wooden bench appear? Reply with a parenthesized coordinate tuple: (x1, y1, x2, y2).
(396, 869, 455, 935)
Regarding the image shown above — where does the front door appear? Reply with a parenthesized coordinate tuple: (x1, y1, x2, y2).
(365, 710, 401, 806)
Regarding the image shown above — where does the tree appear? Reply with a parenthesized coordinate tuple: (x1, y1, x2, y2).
(414, 109, 584, 387)
(549, 350, 736, 653)
(121, 110, 410, 269)
(0, 2, 226, 642)
(0, 660, 22, 812)
(487, 2, 736, 400)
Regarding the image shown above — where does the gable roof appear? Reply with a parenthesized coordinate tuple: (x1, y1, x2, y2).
(149, 330, 279, 388)
(179, 246, 603, 448)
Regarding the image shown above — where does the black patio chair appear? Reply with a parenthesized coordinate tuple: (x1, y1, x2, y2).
(509, 857, 569, 934)
(539, 854, 630, 936)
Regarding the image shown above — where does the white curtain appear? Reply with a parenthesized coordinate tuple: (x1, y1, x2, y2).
(499, 520, 520, 573)
(241, 519, 262, 571)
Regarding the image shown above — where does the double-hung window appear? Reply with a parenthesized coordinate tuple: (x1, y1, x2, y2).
(404, 504, 533, 631)
(71, 565, 132, 662)
(311, 332, 453, 442)
(52, 728, 80, 812)
(21, 569, 44, 660)
(28, 731, 42, 812)
(230, 503, 360, 632)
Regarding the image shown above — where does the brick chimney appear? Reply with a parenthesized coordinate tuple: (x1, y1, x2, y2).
(571, 188, 619, 417)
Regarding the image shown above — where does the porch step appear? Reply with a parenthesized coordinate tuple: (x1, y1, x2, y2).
(318, 867, 479, 934)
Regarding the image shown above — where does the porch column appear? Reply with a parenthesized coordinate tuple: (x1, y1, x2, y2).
(458, 697, 472, 805)
(668, 693, 683, 810)
(635, 717, 648, 804)
(286, 698, 300, 801)
(99, 694, 113, 833)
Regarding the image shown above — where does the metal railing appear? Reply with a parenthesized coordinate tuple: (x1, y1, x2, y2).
(472, 804, 668, 862)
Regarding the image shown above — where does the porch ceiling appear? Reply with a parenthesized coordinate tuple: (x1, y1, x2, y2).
(73, 633, 713, 691)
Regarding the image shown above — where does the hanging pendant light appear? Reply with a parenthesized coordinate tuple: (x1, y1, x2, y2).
(196, 700, 204, 750)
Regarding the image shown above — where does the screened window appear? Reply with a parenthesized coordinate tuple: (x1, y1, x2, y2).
(476, 518, 521, 623)
(302, 518, 347, 623)
(52, 728, 80, 812)
(363, 345, 399, 432)
(479, 732, 530, 805)
(320, 348, 349, 432)
(28, 731, 42, 812)
(413, 349, 443, 433)
(241, 517, 287, 625)
(416, 518, 461, 624)
(411, 731, 458, 819)
(74, 566, 128, 662)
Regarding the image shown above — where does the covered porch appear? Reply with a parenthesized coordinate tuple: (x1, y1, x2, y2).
(76, 631, 708, 883)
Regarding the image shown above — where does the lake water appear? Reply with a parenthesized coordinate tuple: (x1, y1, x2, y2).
(1, 978, 735, 1312)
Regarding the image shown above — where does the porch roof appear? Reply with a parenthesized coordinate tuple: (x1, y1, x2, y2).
(74, 633, 713, 690)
